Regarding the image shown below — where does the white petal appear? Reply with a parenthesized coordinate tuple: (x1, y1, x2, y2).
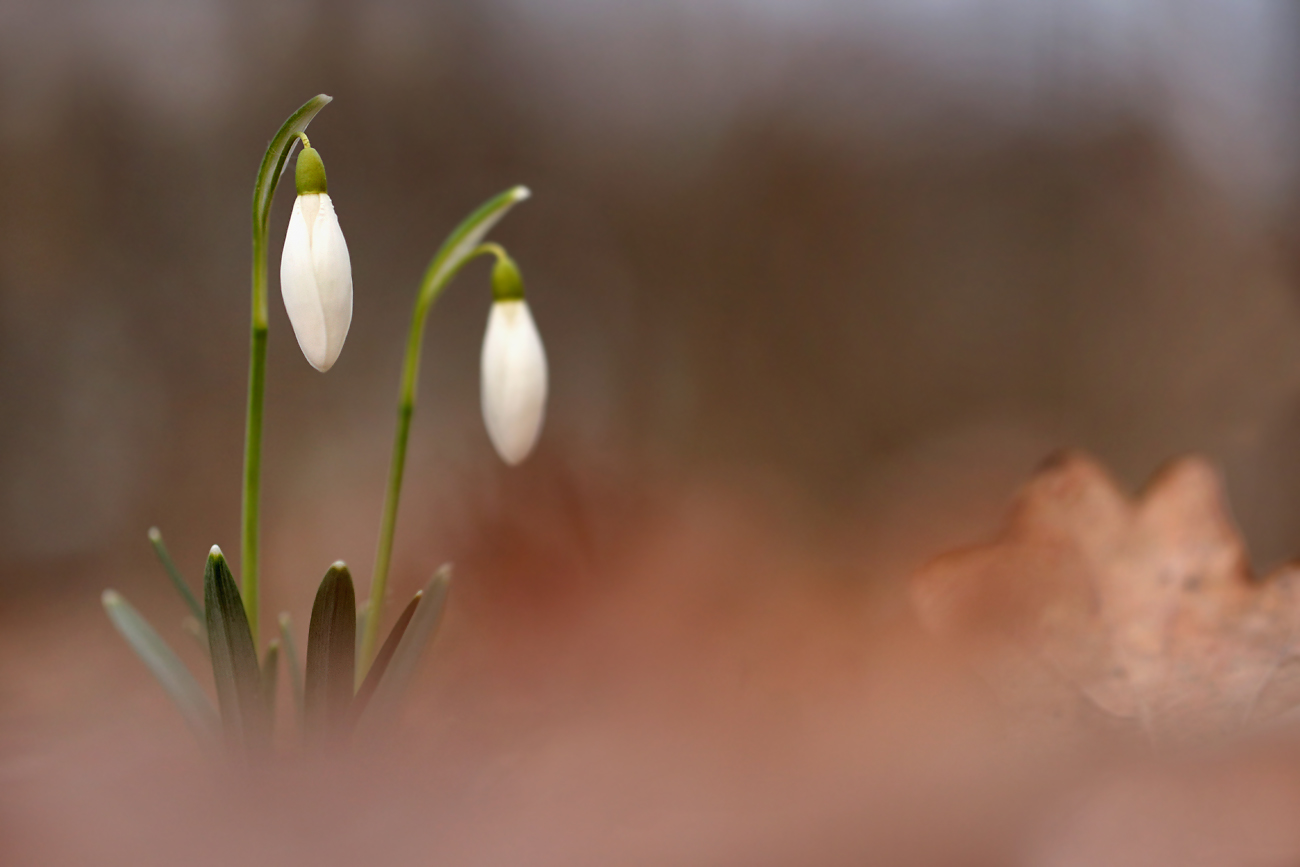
(298, 193, 321, 244)
(309, 194, 353, 370)
(279, 194, 353, 372)
(280, 196, 329, 370)
(480, 300, 548, 465)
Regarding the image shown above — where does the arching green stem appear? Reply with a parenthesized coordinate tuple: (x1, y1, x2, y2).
(243, 94, 333, 643)
(358, 187, 531, 681)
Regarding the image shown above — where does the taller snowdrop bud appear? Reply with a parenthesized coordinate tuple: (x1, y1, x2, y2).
(480, 252, 547, 465)
(280, 136, 352, 372)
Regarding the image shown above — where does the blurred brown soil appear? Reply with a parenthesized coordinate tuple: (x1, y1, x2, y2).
(8, 453, 1300, 864)
(0, 458, 1004, 866)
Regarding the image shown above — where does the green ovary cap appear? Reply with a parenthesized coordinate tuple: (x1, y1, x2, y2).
(295, 146, 328, 195)
(491, 253, 524, 301)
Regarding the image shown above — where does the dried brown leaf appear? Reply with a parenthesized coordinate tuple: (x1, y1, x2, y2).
(911, 450, 1300, 741)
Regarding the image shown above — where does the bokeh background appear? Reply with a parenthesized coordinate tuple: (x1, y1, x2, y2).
(5, 1, 1300, 863)
(6, 0, 1300, 578)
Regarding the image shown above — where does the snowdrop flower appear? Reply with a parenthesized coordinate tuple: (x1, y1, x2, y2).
(280, 136, 352, 372)
(480, 251, 547, 465)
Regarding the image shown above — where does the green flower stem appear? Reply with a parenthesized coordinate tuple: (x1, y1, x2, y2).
(242, 94, 334, 643)
(358, 187, 531, 681)
(242, 257, 268, 643)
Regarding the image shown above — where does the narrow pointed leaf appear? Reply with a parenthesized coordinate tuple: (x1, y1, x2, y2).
(102, 590, 219, 745)
(261, 641, 280, 729)
(204, 547, 267, 752)
(253, 94, 332, 238)
(278, 612, 305, 731)
(148, 527, 204, 624)
(417, 187, 531, 311)
(358, 566, 451, 733)
(305, 562, 356, 740)
(349, 590, 421, 727)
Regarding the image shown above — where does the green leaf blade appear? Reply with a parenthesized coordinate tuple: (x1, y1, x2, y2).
(102, 590, 219, 745)
(358, 566, 451, 734)
(278, 612, 305, 733)
(252, 94, 332, 238)
(349, 589, 421, 727)
(418, 186, 531, 312)
(304, 562, 356, 741)
(148, 527, 204, 624)
(204, 547, 267, 752)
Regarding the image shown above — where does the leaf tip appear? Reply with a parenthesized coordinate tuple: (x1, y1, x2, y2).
(511, 185, 532, 202)
(102, 589, 121, 608)
(208, 544, 224, 560)
(147, 527, 162, 542)
(278, 612, 292, 628)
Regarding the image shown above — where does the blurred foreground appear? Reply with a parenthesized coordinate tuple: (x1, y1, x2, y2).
(9, 454, 1300, 864)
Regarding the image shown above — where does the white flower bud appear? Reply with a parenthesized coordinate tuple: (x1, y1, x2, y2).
(279, 145, 352, 372)
(480, 299, 548, 465)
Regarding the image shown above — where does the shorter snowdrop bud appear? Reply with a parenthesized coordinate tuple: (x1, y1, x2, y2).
(280, 135, 353, 372)
(480, 251, 547, 465)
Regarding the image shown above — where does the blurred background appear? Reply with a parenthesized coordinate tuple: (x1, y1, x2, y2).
(5, 0, 1300, 577)
(5, 0, 1300, 863)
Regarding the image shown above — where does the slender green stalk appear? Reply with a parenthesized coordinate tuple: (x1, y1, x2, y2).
(358, 186, 530, 680)
(241, 95, 333, 643)
(241, 273, 268, 642)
